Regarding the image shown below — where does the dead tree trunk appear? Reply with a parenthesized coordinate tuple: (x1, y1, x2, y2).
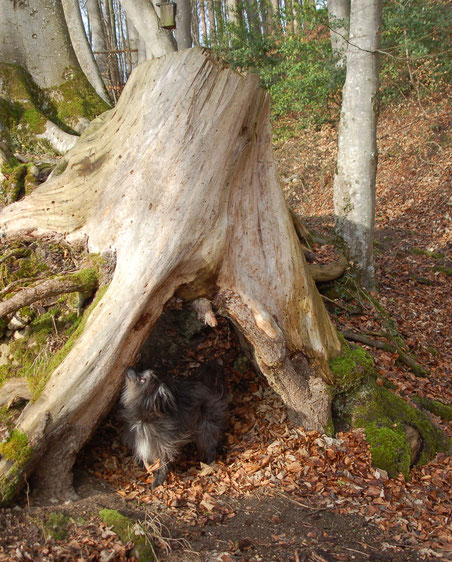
(0, 48, 341, 502)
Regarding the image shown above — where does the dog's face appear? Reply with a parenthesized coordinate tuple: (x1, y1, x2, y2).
(122, 367, 175, 413)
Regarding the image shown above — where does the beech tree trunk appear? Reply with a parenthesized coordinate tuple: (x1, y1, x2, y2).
(119, 0, 176, 59)
(0, 0, 110, 154)
(61, 0, 111, 104)
(327, 0, 350, 68)
(0, 48, 341, 502)
(175, 0, 193, 49)
(333, 0, 381, 290)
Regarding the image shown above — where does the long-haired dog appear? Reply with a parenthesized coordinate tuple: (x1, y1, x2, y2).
(120, 360, 228, 488)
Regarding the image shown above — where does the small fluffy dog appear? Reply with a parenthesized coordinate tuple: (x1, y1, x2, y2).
(121, 360, 228, 487)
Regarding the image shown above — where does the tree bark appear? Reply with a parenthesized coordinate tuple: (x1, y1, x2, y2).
(61, 0, 111, 104)
(0, 48, 341, 502)
(119, 0, 176, 59)
(333, 0, 381, 290)
(86, 0, 112, 84)
(175, 0, 193, 49)
(0, 0, 78, 89)
(327, 0, 350, 68)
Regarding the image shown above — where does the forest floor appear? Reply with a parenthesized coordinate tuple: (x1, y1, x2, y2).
(0, 92, 451, 561)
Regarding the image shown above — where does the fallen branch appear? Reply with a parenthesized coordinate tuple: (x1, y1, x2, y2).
(0, 248, 29, 265)
(341, 330, 429, 378)
(0, 268, 98, 320)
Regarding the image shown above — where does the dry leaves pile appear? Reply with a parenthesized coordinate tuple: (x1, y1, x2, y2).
(89, 357, 451, 558)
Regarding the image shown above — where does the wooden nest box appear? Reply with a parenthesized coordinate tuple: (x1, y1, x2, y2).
(157, 1, 176, 30)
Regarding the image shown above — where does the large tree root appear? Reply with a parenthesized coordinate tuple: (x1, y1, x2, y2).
(341, 330, 429, 378)
(0, 268, 98, 320)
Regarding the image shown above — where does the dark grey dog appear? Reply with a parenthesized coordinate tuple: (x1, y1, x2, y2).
(120, 361, 228, 487)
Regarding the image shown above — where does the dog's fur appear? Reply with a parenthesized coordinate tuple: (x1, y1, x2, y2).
(120, 361, 228, 487)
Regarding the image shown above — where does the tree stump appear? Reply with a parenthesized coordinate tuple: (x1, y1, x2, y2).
(0, 47, 341, 502)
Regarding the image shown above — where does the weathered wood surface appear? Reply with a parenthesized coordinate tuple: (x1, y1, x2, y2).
(0, 48, 341, 501)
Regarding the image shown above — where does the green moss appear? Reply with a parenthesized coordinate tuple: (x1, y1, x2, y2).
(0, 466, 22, 506)
(99, 509, 155, 561)
(365, 422, 411, 478)
(0, 63, 109, 156)
(432, 265, 452, 276)
(329, 335, 374, 393)
(324, 416, 335, 437)
(48, 66, 110, 128)
(1, 163, 27, 205)
(331, 335, 449, 477)
(351, 382, 449, 474)
(413, 396, 452, 421)
(409, 247, 445, 259)
(27, 285, 108, 399)
(44, 512, 71, 541)
(0, 429, 32, 465)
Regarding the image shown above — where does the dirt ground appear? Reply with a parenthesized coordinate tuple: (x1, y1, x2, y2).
(0, 469, 436, 561)
(0, 93, 451, 561)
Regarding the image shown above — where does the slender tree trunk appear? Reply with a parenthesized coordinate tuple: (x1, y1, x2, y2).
(333, 0, 382, 290)
(61, 0, 111, 104)
(127, 18, 147, 65)
(200, 0, 208, 44)
(327, 0, 350, 68)
(207, 0, 217, 46)
(86, 0, 111, 84)
(120, 0, 176, 58)
(191, 0, 201, 46)
(175, 0, 193, 49)
(226, 0, 238, 27)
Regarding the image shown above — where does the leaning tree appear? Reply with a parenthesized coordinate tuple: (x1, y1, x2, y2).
(0, 48, 447, 503)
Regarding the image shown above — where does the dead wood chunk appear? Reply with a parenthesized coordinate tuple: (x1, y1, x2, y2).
(0, 378, 32, 408)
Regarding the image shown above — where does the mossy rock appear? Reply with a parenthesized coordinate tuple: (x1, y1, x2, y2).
(329, 335, 374, 393)
(333, 376, 450, 478)
(99, 509, 155, 561)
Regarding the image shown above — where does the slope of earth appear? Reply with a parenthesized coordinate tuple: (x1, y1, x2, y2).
(0, 91, 451, 561)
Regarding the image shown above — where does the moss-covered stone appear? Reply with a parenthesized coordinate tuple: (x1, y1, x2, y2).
(1, 163, 27, 205)
(99, 509, 155, 561)
(333, 375, 450, 478)
(330, 336, 449, 478)
(364, 422, 412, 478)
(329, 335, 374, 393)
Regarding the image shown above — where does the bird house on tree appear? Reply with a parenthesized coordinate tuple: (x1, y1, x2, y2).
(157, 1, 176, 30)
